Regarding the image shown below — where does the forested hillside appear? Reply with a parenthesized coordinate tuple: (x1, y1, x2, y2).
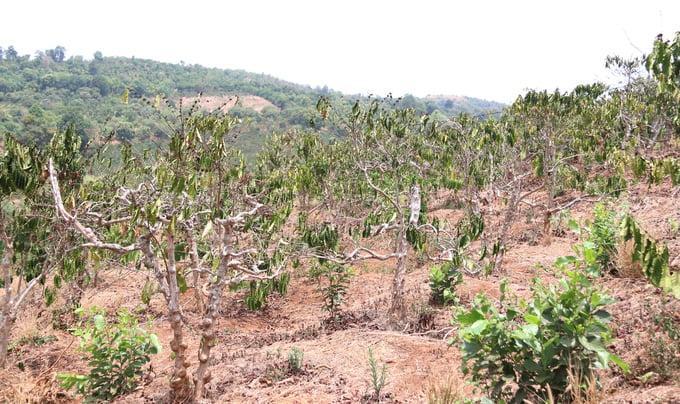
(0, 45, 505, 157)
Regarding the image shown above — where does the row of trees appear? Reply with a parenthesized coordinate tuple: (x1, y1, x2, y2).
(1, 32, 679, 400)
(0, 46, 63, 60)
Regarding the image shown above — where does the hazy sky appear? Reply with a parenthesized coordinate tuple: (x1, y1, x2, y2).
(3, 1, 679, 103)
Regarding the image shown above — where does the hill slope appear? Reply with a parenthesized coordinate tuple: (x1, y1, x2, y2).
(0, 49, 506, 156)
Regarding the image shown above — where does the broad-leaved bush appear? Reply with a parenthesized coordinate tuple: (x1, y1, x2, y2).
(455, 271, 627, 403)
(57, 308, 161, 402)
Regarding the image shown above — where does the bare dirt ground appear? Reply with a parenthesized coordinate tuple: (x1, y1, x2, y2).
(2, 182, 680, 403)
(178, 95, 279, 113)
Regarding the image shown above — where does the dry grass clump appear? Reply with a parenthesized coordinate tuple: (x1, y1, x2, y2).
(616, 239, 644, 279)
(562, 362, 607, 404)
(0, 366, 64, 404)
(426, 372, 468, 404)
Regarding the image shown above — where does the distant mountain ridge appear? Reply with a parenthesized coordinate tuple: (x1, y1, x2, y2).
(0, 47, 506, 156)
(423, 94, 506, 117)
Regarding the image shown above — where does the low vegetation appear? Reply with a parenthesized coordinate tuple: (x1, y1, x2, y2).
(457, 271, 626, 403)
(56, 308, 160, 402)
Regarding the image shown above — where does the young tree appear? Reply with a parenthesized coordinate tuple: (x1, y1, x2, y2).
(49, 94, 296, 399)
(260, 98, 499, 317)
(309, 98, 441, 316)
(46, 46, 66, 63)
(0, 129, 85, 367)
(5, 46, 18, 62)
(431, 113, 510, 271)
(503, 86, 612, 238)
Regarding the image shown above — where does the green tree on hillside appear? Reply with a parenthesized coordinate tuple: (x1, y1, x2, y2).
(4, 46, 18, 61)
(46, 46, 66, 63)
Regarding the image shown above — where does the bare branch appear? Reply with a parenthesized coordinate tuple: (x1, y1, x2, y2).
(84, 212, 134, 227)
(547, 195, 602, 214)
(214, 201, 265, 229)
(370, 222, 401, 236)
(48, 158, 140, 255)
(344, 247, 403, 262)
(358, 164, 402, 214)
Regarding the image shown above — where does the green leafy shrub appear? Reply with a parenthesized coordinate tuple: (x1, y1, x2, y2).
(308, 261, 353, 319)
(554, 239, 603, 278)
(561, 203, 622, 277)
(57, 308, 161, 402)
(586, 203, 621, 274)
(455, 271, 627, 403)
(429, 262, 463, 305)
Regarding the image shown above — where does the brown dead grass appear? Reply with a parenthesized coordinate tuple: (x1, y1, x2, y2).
(426, 370, 468, 404)
(0, 368, 63, 404)
(617, 239, 645, 279)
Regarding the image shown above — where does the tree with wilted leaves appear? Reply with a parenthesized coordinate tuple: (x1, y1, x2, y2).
(49, 93, 296, 399)
(261, 97, 477, 318)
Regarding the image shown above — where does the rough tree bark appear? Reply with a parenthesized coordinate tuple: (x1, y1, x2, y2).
(154, 233, 191, 395)
(186, 229, 205, 314)
(388, 185, 421, 317)
(193, 202, 272, 398)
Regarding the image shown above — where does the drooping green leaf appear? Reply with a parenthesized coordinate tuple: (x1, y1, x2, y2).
(468, 319, 489, 336)
(457, 309, 485, 325)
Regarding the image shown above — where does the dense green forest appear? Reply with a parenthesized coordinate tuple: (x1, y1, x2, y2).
(0, 45, 505, 158)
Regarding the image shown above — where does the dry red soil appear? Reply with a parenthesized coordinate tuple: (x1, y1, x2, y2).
(178, 95, 279, 113)
(2, 182, 680, 403)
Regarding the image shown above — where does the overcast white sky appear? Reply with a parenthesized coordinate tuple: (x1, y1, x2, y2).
(2, 1, 679, 103)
